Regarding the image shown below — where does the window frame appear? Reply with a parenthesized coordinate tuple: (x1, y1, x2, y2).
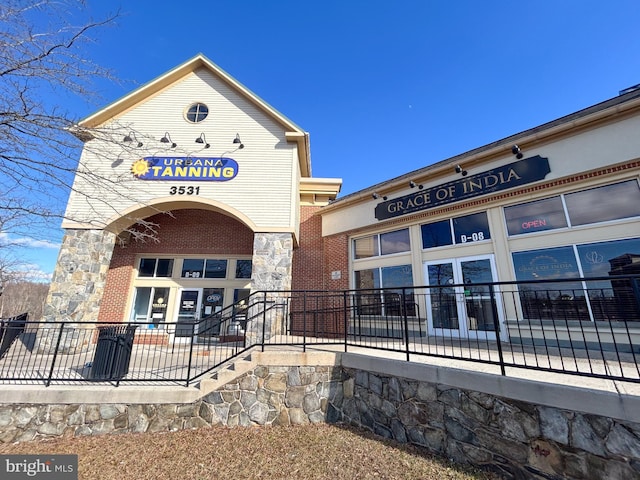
(504, 179, 640, 238)
(138, 258, 174, 278)
(420, 211, 491, 250)
(353, 228, 411, 260)
(185, 102, 209, 123)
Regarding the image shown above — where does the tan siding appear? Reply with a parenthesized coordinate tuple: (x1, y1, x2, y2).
(65, 68, 296, 231)
(322, 113, 640, 237)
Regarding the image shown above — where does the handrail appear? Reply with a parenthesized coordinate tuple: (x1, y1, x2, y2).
(0, 275, 639, 386)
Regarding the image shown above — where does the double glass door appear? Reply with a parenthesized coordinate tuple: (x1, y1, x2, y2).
(175, 288, 224, 338)
(424, 255, 504, 339)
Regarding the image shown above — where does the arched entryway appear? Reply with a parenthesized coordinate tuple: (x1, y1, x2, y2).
(100, 208, 255, 330)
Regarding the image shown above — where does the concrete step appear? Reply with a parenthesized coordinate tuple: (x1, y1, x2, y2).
(199, 354, 254, 395)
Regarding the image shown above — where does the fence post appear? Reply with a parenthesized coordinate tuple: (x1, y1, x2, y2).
(490, 287, 506, 376)
(261, 293, 267, 352)
(185, 322, 195, 387)
(402, 288, 411, 362)
(343, 291, 349, 353)
(46, 322, 66, 387)
(303, 291, 307, 353)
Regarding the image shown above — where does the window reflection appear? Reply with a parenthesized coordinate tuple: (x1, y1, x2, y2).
(353, 229, 409, 259)
(577, 238, 640, 322)
(354, 265, 414, 317)
(380, 229, 410, 255)
(421, 220, 452, 249)
(513, 247, 586, 321)
(421, 212, 490, 249)
(566, 180, 640, 226)
(513, 238, 640, 322)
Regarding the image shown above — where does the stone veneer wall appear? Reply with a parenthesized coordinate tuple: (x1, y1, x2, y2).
(251, 233, 294, 292)
(43, 229, 116, 323)
(246, 233, 294, 345)
(1, 363, 639, 479)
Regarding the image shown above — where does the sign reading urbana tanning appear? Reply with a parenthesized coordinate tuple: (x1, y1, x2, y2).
(130, 157, 238, 181)
(375, 156, 551, 221)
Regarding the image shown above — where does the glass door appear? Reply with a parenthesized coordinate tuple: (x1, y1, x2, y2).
(424, 255, 504, 339)
(175, 289, 202, 338)
(198, 288, 225, 337)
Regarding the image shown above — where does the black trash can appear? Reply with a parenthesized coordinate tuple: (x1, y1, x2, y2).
(90, 325, 138, 381)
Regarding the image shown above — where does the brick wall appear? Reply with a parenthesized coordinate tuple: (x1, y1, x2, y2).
(291, 206, 324, 291)
(324, 233, 349, 291)
(98, 209, 254, 321)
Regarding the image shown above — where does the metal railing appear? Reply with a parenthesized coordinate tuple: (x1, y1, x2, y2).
(0, 275, 639, 387)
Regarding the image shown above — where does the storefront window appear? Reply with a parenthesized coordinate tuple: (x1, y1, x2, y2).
(576, 238, 640, 322)
(182, 259, 205, 278)
(354, 265, 414, 316)
(504, 196, 567, 236)
(354, 269, 382, 315)
(131, 287, 169, 326)
(380, 229, 410, 255)
(181, 259, 228, 278)
(565, 180, 640, 226)
(504, 180, 640, 237)
(353, 228, 409, 259)
(138, 258, 174, 277)
(421, 212, 490, 249)
(204, 259, 227, 278)
(421, 220, 452, 249)
(512, 241, 640, 322)
(355, 269, 381, 290)
(453, 212, 491, 244)
(235, 260, 252, 279)
(512, 247, 586, 321)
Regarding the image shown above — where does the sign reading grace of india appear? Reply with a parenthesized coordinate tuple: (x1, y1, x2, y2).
(375, 156, 551, 221)
(130, 157, 238, 181)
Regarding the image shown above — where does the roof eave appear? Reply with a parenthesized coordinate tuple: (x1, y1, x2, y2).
(75, 53, 311, 175)
(322, 89, 640, 211)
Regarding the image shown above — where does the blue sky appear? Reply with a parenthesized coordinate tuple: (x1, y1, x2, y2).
(15, 0, 640, 279)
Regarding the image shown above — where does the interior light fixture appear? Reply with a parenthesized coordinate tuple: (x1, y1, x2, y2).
(123, 132, 143, 147)
(160, 132, 177, 148)
(195, 133, 210, 148)
(511, 145, 523, 159)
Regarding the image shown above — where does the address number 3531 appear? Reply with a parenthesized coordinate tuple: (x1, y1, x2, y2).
(169, 186, 200, 195)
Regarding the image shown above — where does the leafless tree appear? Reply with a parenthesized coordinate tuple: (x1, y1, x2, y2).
(0, 0, 166, 246)
(0, 244, 48, 318)
(0, 279, 49, 319)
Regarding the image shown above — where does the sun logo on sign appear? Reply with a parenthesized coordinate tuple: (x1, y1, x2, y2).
(130, 159, 151, 177)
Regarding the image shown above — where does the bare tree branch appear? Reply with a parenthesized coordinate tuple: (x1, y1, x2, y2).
(0, 1, 171, 247)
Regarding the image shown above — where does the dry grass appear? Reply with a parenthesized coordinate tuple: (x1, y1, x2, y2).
(0, 423, 503, 479)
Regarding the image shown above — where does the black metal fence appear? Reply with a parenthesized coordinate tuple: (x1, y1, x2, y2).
(0, 275, 639, 386)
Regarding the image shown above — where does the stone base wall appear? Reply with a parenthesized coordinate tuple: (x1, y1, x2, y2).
(336, 368, 640, 480)
(0, 365, 342, 444)
(44, 229, 116, 323)
(1, 363, 639, 479)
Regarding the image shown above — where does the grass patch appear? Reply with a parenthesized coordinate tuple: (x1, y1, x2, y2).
(0, 423, 504, 479)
